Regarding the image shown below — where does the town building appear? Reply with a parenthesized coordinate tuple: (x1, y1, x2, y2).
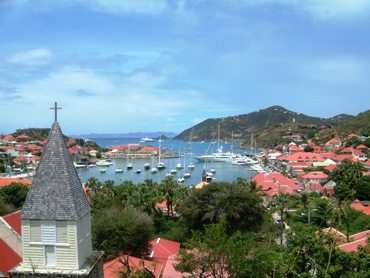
(10, 109, 104, 278)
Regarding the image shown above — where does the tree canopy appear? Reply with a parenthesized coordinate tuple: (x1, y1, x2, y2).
(177, 182, 267, 234)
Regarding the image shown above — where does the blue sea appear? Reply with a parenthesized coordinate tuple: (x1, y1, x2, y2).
(76, 138, 258, 186)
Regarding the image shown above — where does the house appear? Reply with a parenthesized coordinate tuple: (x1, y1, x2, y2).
(340, 147, 367, 161)
(307, 182, 324, 194)
(325, 138, 341, 148)
(362, 160, 370, 170)
(0, 177, 32, 187)
(266, 150, 283, 162)
(252, 172, 302, 200)
(350, 200, 370, 215)
(299, 171, 328, 185)
(338, 230, 370, 253)
(103, 238, 185, 278)
(277, 151, 325, 164)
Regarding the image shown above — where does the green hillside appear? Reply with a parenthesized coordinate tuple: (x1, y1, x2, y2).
(175, 106, 353, 147)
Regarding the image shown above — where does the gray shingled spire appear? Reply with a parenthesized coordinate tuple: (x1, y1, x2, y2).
(21, 121, 90, 220)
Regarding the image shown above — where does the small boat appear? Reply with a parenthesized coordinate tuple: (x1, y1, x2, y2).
(127, 163, 133, 170)
(96, 160, 113, 167)
(170, 168, 177, 174)
(210, 167, 216, 173)
(184, 171, 191, 178)
(115, 168, 123, 173)
(99, 168, 106, 173)
(157, 162, 166, 170)
(188, 163, 195, 170)
(140, 137, 154, 143)
(74, 162, 87, 169)
(231, 157, 258, 166)
(135, 169, 141, 174)
(144, 162, 151, 170)
(178, 176, 185, 183)
(151, 167, 158, 173)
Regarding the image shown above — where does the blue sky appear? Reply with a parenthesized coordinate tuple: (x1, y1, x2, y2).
(1, 0, 369, 136)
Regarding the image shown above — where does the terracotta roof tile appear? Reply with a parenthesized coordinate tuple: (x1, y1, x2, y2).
(2, 210, 22, 236)
(0, 239, 22, 278)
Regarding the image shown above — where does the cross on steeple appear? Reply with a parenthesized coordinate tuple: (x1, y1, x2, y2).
(50, 102, 62, 122)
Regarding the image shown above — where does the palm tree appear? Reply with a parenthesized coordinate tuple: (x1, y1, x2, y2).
(301, 192, 312, 223)
(160, 176, 177, 217)
(85, 177, 101, 194)
(271, 193, 290, 244)
(103, 179, 116, 197)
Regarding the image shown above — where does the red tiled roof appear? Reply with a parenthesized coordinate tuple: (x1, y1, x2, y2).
(339, 238, 368, 252)
(150, 238, 180, 266)
(103, 255, 163, 278)
(3, 135, 15, 141)
(350, 230, 370, 241)
(340, 146, 366, 156)
(2, 210, 22, 236)
(0, 178, 32, 187)
(0, 239, 22, 278)
(321, 228, 347, 240)
(324, 164, 337, 171)
(326, 138, 340, 144)
(309, 182, 324, 193)
(302, 171, 328, 179)
(282, 152, 325, 162)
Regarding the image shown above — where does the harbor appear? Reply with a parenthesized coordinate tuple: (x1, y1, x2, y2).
(76, 138, 260, 186)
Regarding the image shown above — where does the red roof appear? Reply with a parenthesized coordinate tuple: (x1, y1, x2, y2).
(339, 230, 370, 253)
(251, 173, 302, 194)
(103, 255, 163, 278)
(3, 135, 15, 141)
(350, 200, 370, 215)
(309, 182, 324, 193)
(103, 238, 183, 278)
(326, 138, 340, 144)
(324, 164, 337, 171)
(150, 238, 180, 266)
(339, 238, 368, 253)
(302, 171, 328, 179)
(0, 239, 22, 278)
(282, 152, 325, 162)
(340, 146, 366, 156)
(0, 178, 32, 187)
(2, 210, 22, 236)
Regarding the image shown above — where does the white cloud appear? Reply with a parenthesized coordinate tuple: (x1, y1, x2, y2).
(300, 0, 370, 20)
(222, 0, 370, 20)
(84, 0, 168, 15)
(6, 48, 52, 66)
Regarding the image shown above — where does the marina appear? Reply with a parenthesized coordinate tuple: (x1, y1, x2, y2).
(76, 138, 260, 186)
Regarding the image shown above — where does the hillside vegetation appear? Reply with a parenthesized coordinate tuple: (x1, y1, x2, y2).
(175, 105, 354, 148)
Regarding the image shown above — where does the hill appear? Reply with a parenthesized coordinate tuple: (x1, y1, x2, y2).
(331, 110, 370, 138)
(175, 106, 353, 147)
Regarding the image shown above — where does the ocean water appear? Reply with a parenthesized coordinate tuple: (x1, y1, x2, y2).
(76, 138, 258, 186)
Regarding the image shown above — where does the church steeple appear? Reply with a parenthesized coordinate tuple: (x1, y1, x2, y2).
(11, 103, 103, 277)
(21, 121, 90, 220)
